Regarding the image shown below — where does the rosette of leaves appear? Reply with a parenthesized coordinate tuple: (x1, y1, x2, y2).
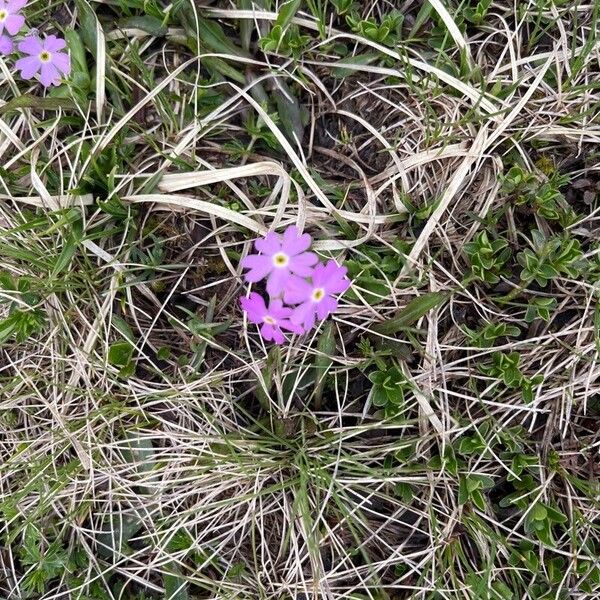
(464, 231, 511, 284)
(369, 364, 408, 414)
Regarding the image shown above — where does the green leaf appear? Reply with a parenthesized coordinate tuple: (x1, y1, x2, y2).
(0, 96, 76, 115)
(108, 341, 133, 367)
(530, 503, 547, 521)
(111, 315, 136, 344)
(372, 385, 388, 407)
(198, 18, 250, 58)
(545, 505, 568, 523)
(65, 31, 90, 89)
(0, 312, 20, 345)
(74, 0, 101, 56)
(272, 80, 305, 145)
(471, 489, 486, 511)
(165, 562, 189, 600)
(117, 15, 168, 36)
(314, 322, 336, 408)
(275, 0, 302, 30)
(458, 476, 469, 505)
(52, 235, 79, 277)
(372, 292, 447, 335)
(255, 346, 279, 410)
(409, 1, 434, 37)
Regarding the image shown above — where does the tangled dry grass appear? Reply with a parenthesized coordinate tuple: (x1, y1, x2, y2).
(0, 1, 599, 598)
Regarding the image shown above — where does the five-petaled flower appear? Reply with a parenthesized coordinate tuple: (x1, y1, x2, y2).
(0, 0, 26, 37)
(16, 34, 70, 87)
(240, 293, 303, 345)
(284, 260, 350, 331)
(241, 225, 318, 296)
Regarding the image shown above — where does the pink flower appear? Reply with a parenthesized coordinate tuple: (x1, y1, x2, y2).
(240, 292, 303, 344)
(284, 260, 350, 331)
(0, 33, 12, 55)
(241, 226, 318, 296)
(0, 0, 26, 37)
(16, 34, 71, 87)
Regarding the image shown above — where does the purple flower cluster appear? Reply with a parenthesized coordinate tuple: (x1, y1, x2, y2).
(240, 226, 350, 344)
(0, 0, 70, 87)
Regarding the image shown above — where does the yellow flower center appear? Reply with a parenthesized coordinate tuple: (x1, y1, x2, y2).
(311, 288, 325, 302)
(0, 10, 7, 21)
(272, 252, 289, 268)
(263, 315, 276, 325)
(39, 51, 52, 63)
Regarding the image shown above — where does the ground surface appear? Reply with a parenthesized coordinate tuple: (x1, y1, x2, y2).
(0, 1, 599, 599)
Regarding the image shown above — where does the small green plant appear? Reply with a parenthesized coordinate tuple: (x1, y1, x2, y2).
(368, 363, 409, 414)
(464, 231, 511, 284)
(463, 321, 520, 348)
(481, 351, 522, 387)
(517, 230, 585, 287)
(347, 10, 403, 45)
(331, 0, 356, 15)
(501, 479, 568, 546)
(524, 296, 557, 322)
(260, 24, 310, 56)
(458, 473, 494, 510)
(501, 165, 574, 223)
(0, 273, 46, 345)
(19, 526, 69, 594)
(479, 351, 542, 402)
(345, 241, 410, 304)
(456, 421, 498, 457)
(464, 0, 493, 24)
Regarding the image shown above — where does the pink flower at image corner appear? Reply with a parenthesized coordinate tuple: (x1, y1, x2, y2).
(240, 226, 318, 296)
(0, 33, 12, 55)
(16, 34, 71, 87)
(284, 260, 350, 331)
(0, 0, 26, 37)
(240, 292, 304, 345)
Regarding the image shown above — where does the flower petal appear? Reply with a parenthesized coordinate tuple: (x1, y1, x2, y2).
(316, 296, 337, 320)
(0, 34, 13, 55)
(282, 225, 312, 256)
(289, 252, 318, 277)
(240, 254, 272, 283)
(266, 267, 292, 296)
(4, 13, 24, 35)
(7, 0, 28, 11)
(44, 35, 67, 52)
(279, 319, 304, 335)
(310, 263, 328, 288)
(39, 62, 60, 87)
(15, 55, 41, 79)
(18, 36, 43, 56)
(254, 232, 280, 255)
(52, 51, 71, 76)
(325, 274, 350, 295)
(240, 292, 267, 323)
(261, 323, 284, 344)
(268, 298, 293, 320)
(282, 276, 312, 304)
(292, 302, 316, 331)
(316, 260, 349, 294)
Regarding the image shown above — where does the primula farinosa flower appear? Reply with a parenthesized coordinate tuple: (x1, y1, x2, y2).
(285, 260, 350, 331)
(16, 34, 71, 87)
(0, 0, 26, 36)
(240, 292, 303, 344)
(0, 33, 12, 55)
(241, 226, 318, 296)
